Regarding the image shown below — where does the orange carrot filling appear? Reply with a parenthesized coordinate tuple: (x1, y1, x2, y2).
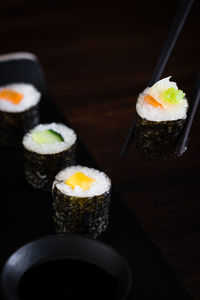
(144, 94, 164, 110)
(0, 89, 23, 104)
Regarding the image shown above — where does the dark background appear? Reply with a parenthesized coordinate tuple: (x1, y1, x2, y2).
(0, 0, 200, 298)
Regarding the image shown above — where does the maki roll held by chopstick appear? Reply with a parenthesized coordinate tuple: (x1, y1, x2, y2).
(22, 123, 77, 191)
(52, 165, 111, 238)
(0, 83, 41, 147)
(134, 77, 188, 158)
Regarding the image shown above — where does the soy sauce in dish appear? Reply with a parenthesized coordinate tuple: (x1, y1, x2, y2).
(18, 259, 118, 300)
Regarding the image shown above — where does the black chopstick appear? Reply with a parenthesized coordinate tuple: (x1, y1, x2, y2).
(121, 0, 194, 156)
(176, 72, 200, 156)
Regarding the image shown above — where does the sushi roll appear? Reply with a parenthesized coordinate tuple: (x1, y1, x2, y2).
(52, 165, 111, 238)
(0, 83, 41, 147)
(22, 123, 77, 191)
(134, 77, 188, 158)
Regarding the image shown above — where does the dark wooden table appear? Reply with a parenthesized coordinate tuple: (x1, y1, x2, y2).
(0, 0, 200, 298)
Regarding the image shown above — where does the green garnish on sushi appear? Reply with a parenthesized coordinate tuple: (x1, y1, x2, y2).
(31, 129, 64, 144)
(162, 87, 185, 104)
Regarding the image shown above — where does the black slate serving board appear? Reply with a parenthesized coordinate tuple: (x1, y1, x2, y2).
(0, 55, 193, 300)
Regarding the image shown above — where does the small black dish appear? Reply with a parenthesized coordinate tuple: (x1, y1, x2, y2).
(1, 234, 132, 300)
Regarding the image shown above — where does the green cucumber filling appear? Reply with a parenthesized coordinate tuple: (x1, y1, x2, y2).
(162, 87, 185, 104)
(31, 129, 64, 144)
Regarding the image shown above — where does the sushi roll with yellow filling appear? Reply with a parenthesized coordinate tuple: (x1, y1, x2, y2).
(22, 123, 77, 191)
(52, 166, 111, 238)
(135, 77, 188, 157)
(0, 83, 41, 147)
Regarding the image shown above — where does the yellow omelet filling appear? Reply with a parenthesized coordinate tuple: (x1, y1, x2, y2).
(0, 89, 23, 104)
(65, 172, 95, 191)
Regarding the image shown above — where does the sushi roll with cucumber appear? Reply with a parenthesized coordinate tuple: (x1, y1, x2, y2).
(0, 83, 41, 147)
(52, 165, 111, 238)
(22, 123, 77, 191)
(134, 77, 188, 158)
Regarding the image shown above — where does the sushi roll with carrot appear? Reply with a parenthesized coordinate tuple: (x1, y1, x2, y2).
(22, 123, 77, 191)
(52, 165, 111, 238)
(0, 83, 41, 147)
(134, 77, 188, 158)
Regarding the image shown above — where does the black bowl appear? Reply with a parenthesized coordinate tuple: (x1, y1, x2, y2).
(1, 234, 132, 300)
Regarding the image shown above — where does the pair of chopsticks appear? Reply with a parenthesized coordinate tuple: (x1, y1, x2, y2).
(176, 72, 200, 156)
(121, 0, 197, 156)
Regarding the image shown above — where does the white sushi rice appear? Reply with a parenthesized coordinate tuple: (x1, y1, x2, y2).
(0, 83, 41, 113)
(53, 165, 111, 197)
(22, 123, 77, 155)
(136, 77, 188, 122)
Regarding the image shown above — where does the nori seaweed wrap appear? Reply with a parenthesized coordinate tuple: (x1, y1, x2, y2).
(135, 77, 188, 158)
(0, 83, 41, 147)
(134, 113, 185, 158)
(52, 166, 111, 238)
(22, 123, 77, 191)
